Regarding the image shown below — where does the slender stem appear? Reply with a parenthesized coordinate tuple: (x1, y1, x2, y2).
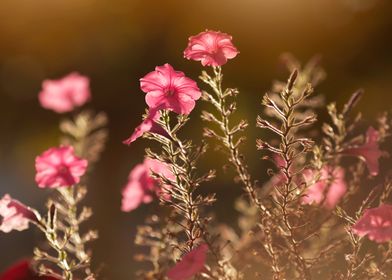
(202, 67, 283, 279)
(276, 83, 311, 280)
(38, 219, 74, 279)
(158, 112, 235, 279)
(208, 67, 273, 219)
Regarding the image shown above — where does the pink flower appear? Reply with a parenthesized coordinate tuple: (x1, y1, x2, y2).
(140, 64, 201, 115)
(123, 108, 168, 145)
(184, 30, 239, 67)
(39, 72, 91, 113)
(343, 127, 383, 176)
(35, 146, 88, 188)
(352, 204, 392, 243)
(121, 158, 174, 212)
(301, 166, 347, 209)
(0, 194, 39, 233)
(167, 243, 208, 280)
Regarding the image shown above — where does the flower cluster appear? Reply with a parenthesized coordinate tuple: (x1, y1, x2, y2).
(121, 29, 392, 280)
(1, 73, 106, 279)
(2, 29, 392, 280)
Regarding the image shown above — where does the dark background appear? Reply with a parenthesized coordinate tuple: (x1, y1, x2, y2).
(1, 0, 392, 279)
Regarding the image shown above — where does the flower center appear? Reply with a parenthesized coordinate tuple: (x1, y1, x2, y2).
(165, 88, 176, 96)
(58, 165, 69, 174)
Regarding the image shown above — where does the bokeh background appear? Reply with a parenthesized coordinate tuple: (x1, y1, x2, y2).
(1, 0, 392, 278)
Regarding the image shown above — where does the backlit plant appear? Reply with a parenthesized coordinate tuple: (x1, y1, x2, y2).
(1, 30, 392, 280)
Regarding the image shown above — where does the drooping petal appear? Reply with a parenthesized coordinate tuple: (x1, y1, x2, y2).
(0, 195, 39, 233)
(123, 109, 167, 145)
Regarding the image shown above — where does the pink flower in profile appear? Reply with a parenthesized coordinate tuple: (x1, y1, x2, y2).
(301, 166, 347, 209)
(39, 72, 91, 113)
(167, 243, 208, 280)
(184, 30, 239, 67)
(343, 127, 383, 176)
(140, 64, 201, 115)
(352, 204, 392, 243)
(35, 146, 88, 188)
(0, 194, 39, 233)
(123, 108, 168, 145)
(121, 158, 174, 212)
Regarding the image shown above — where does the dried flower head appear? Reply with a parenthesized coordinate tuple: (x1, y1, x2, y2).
(140, 64, 201, 115)
(0, 194, 38, 233)
(121, 158, 174, 212)
(343, 126, 383, 176)
(0, 259, 58, 280)
(184, 30, 239, 66)
(352, 204, 392, 243)
(39, 72, 91, 113)
(35, 146, 88, 188)
(301, 166, 347, 209)
(123, 108, 167, 145)
(167, 243, 208, 280)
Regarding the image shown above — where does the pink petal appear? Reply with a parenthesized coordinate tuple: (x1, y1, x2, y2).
(352, 204, 392, 243)
(343, 127, 384, 176)
(167, 244, 208, 280)
(301, 166, 347, 209)
(184, 30, 239, 67)
(0, 195, 38, 233)
(39, 72, 90, 113)
(121, 159, 174, 212)
(123, 109, 168, 145)
(121, 182, 148, 212)
(145, 91, 167, 112)
(35, 146, 88, 188)
(140, 64, 201, 115)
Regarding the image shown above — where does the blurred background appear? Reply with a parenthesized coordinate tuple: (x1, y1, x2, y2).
(1, 0, 392, 278)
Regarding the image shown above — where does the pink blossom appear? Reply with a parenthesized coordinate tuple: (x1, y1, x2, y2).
(140, 64, 201, 115)
(123, 108, 168, 145)
(352, 204, 392, 243)
(184, 30, 239, 67)
(343, 127, 383, 176)
(167, 243, 208, 280)
(121, 158, 174, 212)
(0, 194, 38, 233)
(301, 166, 347, 209)
(35, 146, 88, 188)
(39, 72, 91, 113)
